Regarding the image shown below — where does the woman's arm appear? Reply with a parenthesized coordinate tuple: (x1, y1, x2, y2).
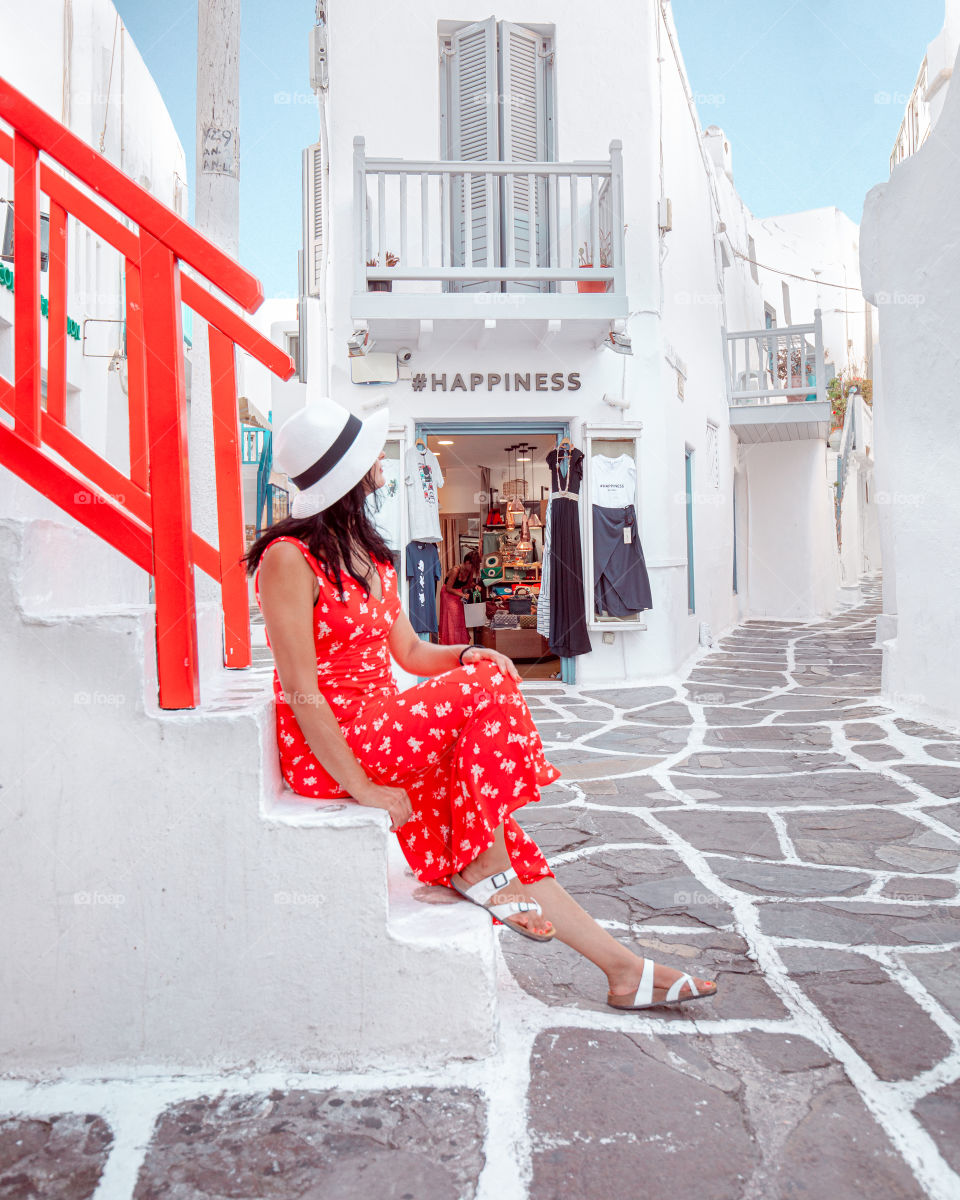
(388, 608, 519, 681)
(257, 543, 412, 830)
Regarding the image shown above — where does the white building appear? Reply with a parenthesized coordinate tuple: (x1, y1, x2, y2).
(297, 0, 868, 686)
(861, 3, 960, 730)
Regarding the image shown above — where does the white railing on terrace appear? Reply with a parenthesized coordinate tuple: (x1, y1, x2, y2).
(353, 136, 625, 296)
(724, 309, 827, 407)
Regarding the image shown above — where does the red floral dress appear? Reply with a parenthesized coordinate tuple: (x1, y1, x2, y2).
(255, 537, 559, 888)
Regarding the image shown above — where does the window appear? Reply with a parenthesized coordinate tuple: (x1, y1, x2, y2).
(685, 449, 695, 614)
(1, 202, 50, 272)
(746, 233, 759, 284)
(284, 332, 300, 379)
(439, 18, 556, 293)
(705, 420, 719, 489)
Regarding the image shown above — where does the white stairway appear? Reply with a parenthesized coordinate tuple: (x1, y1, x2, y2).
(0, 502, 498, 1080)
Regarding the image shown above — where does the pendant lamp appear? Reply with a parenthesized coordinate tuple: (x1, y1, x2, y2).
(515, 441, 534, 553)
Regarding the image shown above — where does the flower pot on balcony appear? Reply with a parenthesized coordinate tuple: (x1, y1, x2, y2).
(577, 265, 607, 294)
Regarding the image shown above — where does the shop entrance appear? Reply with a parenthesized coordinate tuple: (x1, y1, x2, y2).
(416, 421, 574, 683)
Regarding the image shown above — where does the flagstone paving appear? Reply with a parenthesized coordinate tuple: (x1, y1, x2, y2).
(2, 580, 959, 1199)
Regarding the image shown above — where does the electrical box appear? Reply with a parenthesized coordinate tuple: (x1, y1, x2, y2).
(658, 195, 672, 232)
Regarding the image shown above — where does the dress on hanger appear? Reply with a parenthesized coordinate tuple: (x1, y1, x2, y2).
(544, 446, 592, 658)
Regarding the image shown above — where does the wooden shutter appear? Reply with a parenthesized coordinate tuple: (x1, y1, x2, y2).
(447, 17, 499, 291)
(499, 22, 551, 293)
(302, 141, 324, 297)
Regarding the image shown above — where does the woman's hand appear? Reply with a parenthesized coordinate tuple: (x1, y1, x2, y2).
(460, 644, 521, 682)
(353, 782, 414, 831)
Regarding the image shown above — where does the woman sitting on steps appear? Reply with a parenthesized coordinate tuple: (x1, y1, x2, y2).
(245, 399, 719, 1012)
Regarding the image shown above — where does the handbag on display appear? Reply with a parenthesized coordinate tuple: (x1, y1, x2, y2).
(508, 586, 533, 615)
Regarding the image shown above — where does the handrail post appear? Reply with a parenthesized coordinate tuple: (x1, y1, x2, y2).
(124, 262, 149, 489)
(46, 200, 68, 424)
(814, 308, 826, 405)
(13, 133, 41, 446)
(354, 136, 367, 295)
(609, 139, 625, 297)
(208, 324, 251, 670)
(138, 229, 200, 709)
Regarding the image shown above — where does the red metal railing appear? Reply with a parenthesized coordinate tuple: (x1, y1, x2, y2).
(0, 77, 295, 709)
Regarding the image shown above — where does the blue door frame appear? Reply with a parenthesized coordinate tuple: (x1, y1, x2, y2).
(416, 419, 575, 685)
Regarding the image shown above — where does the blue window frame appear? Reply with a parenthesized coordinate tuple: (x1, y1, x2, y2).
(685, 449, 695, 613)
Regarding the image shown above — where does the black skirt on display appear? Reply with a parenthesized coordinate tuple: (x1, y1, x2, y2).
(593, 503, 653, 617)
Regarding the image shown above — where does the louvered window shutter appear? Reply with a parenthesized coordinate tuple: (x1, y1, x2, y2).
(303, 141, 324, 297)
(448, 17, 499, 292)
(498, 22, 550, 293)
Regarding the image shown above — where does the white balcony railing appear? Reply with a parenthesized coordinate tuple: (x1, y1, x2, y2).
(353, 136, 625, 306)
(724, 309, 827, 407)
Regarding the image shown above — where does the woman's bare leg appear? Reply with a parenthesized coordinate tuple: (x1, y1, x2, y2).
(451, 824, 554, 937)
(524, 876, 717, 1003)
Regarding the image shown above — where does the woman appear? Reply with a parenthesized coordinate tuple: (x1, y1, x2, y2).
(247, 400, 718, 1011)
(439, 550, 480, 645)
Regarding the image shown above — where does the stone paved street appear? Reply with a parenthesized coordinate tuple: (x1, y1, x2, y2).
(2, 582, 960, 1198)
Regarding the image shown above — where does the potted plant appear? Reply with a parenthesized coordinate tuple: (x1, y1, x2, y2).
(827, 365, 873, 433)
(366, 250, 399, 292)
(577, 232, 612, 293)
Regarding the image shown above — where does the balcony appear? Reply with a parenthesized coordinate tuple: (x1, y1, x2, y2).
(724, 309, 832, 443)
(351, 136, 627, 339)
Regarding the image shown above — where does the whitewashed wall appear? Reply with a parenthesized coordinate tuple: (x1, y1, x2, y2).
(861, 37, 960, 731)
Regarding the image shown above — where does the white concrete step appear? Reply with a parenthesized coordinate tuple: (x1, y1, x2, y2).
(0, 516, 498, 1078)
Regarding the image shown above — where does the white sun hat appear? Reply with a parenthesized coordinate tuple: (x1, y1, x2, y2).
(274, 399, 390, 518)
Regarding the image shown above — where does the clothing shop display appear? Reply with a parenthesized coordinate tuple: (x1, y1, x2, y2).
(544, 445, 592, 658)
(255, 537, 559, 890)
(366, 454, 402, 550)
(405, 444, 444, 542)
(406, 540, 442, 634)
(593, 503, 653, 617)
(590, 453, 636, 509)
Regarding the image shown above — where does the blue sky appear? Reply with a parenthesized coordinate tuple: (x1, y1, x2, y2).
(117, 0, 946, 297)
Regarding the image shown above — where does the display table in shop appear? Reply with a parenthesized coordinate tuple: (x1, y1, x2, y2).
(478, 626, 550, 660)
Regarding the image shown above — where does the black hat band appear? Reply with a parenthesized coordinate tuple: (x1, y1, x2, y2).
(291, 413, 363, 491)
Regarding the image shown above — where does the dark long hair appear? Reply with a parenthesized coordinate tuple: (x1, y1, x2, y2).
(244, 467, 392, 599)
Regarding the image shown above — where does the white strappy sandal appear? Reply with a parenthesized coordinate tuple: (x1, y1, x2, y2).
(450, 867, 555, 943)
(607, 956, 718, 1011)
